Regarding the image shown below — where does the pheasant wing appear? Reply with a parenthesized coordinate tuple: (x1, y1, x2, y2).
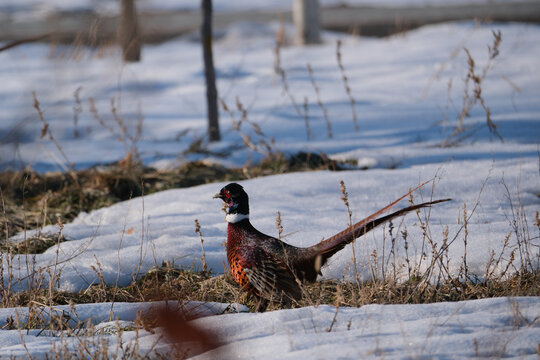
(243, 249, 302, 303)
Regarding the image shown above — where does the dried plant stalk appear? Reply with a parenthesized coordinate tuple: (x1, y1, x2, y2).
(336, 40, 358, 132)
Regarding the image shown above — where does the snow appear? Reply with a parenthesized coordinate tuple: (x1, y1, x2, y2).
(0, 298, 537, 358)
(0, 301, 249, 359)
(1, 22, 539, 172)
(194, 298, 540, 359)
(0, 14, 539, 360)
(3, 160, 538, 294)
(0, 301, 247, 329)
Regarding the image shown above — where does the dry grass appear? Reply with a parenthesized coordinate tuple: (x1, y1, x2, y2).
(2, 268, 537, 359)
(1, 175, 537, 312)
(440, 30, 505, 147)
(1, 165, 537, 359)
(0, 152, 347, 251)
(3, 261, 537, 314)
(336, 39, 359, 132)
(1, 161, 537, 315)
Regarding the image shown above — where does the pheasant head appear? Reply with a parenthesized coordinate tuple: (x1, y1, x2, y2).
(213, 183, 250, 223)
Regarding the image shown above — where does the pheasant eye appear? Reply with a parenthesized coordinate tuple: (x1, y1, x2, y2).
(224, 191, 231, 199)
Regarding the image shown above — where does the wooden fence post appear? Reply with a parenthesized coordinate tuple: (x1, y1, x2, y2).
(293, 0, 321, 45)
(118, 0, 141, 62)
(201, 0, 220, 142)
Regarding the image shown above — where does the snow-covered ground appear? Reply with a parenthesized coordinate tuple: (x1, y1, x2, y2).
(0, 298, 538, 358)
(1, 22, 538, 171)
(3, 161, 538, 292)
(0, 18, 538, 359)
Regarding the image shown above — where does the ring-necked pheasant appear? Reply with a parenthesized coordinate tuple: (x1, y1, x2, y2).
(214, 182, 450, 310)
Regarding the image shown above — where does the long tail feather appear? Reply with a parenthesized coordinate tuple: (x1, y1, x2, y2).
(313, 195, 451, 262)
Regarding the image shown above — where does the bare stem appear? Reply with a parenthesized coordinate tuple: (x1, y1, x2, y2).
(336, 40, 358, 132)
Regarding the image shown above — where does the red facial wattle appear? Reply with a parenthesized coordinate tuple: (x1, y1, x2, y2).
(224, 191, 235, 208)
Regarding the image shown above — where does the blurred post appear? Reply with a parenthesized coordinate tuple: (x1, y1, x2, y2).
(293, 0, 321, 45)
(118, 0, 141, 62)
(201, 0, 221, 142)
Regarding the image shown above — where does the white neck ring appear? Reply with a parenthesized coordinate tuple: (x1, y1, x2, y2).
(225, 213, 249, 223)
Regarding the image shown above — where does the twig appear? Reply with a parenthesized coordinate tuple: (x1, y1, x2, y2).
(336, 40, 358, 132)
(72, 87, 83, 138)
(307, 63, 333, 138)
(0, 34, 52, 52)
(276, 211, 284, 240)
(339, 180, 360, 305)
(449, 30, 503, 145)
(195, 219, 208, 273)
(33, 92, 74, 173)
(303, 96, 312, 140)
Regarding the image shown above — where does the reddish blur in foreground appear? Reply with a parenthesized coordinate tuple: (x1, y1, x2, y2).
(156, 305, 221, 356)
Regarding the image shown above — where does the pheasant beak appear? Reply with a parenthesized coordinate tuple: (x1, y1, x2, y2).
(213, 192, 223, 200)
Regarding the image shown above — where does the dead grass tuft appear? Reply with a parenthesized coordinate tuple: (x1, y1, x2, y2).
(2, 232, 65, 254)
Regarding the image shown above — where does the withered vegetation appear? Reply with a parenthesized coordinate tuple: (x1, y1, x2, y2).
(0, 152, 537, 316)
(0, 152, 344, 252)
(2, 261, 538, 313)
